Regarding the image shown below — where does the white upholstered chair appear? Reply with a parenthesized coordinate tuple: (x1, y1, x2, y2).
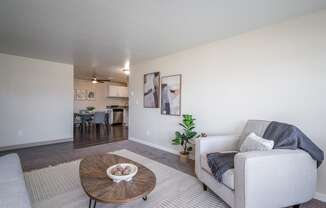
(195, 120, 317, 208)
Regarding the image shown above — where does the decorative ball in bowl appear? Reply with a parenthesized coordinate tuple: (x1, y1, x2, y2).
(106, 163, 138, 183)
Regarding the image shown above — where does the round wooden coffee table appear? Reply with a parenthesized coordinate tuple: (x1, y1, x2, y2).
(79, 154, 156, 208)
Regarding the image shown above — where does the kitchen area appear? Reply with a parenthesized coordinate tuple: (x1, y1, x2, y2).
(73, 78, 129, 148)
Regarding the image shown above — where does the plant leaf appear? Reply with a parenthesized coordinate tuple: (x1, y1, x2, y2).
(187, 146, 192, 152)
(175, 131, 182, 138)
(172, 137, 181, 145)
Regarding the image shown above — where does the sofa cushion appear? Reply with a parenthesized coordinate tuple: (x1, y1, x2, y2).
(238, 120, 271, 150)
(0, 179, 32, 208)
(201, 154, 235, 190)
(0, 153, 32, 208)
(0, 154, 24, 183)
(220, 169, 234, 190)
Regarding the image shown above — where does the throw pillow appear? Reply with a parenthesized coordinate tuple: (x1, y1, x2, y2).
(240, 132, 274, 152)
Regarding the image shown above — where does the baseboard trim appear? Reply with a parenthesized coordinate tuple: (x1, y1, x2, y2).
(0, 138, 73, 152)
(129, 137, 179, 155)
(314, 192, 326, 202)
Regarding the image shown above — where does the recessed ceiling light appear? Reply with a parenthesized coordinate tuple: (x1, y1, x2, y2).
(124, 60, 130, 70)
(123, 68, 130, 75)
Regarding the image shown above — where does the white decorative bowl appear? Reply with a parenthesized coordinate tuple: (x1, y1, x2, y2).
(106, 163, 138, 183)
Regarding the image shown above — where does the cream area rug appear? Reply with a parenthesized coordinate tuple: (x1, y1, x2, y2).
(24, 149, 228, 208)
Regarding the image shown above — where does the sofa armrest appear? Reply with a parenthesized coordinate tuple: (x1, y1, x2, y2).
(234, 149, 317, 208)
(195, 135, 239, 177)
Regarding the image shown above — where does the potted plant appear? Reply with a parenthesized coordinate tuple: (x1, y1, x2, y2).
(86, 106, 95, 113)
(172, 114, 199, 162)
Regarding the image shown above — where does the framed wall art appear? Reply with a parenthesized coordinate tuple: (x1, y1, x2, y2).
(144, 72, 160, 108)
(75, 89, 87, 101)
(87, 90, 96, 101)
(161, 74, 181, 116)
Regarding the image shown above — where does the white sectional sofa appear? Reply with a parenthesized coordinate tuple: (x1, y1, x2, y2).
(0, 154, 32, 208)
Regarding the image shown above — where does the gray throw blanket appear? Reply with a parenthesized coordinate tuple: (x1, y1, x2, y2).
(207, 121, 324, 183)
(207, 152, 237, 182)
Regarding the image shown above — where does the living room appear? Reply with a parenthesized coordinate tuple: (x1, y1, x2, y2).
(1, 1, 326, 208)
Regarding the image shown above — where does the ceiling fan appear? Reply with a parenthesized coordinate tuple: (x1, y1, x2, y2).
(91, 75, 110, 84)
(90, 74, 125, 84)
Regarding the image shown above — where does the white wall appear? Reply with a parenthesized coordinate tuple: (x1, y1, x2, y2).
(0, 53, 73, 149)
(73, 79, 128, 113)
(129, 10, 326, 196)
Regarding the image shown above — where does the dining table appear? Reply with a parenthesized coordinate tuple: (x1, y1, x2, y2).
(77, 113, 94, 125)
(76, 111, 110, 126)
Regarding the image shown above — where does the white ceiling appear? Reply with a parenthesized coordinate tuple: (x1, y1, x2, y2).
(1, 0, 326, 80)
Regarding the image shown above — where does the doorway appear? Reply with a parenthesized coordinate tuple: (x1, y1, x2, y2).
(73, 78, 129, 148)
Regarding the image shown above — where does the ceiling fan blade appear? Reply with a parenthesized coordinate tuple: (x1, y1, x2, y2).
(99, 80, 127, 84)
(97, 79, 111, 82)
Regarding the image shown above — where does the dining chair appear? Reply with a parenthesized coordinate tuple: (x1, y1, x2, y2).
(73, 113, 82, 128)
(93, 111, 109, 135)
(79, 110, 93, 127)
(93, 111, 107, 124)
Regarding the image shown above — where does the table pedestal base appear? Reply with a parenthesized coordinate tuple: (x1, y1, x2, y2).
(89, 195, 148, 207)
(89, 198, 96, 208)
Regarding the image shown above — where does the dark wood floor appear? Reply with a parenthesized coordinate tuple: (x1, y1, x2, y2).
(73, 124, 128, 148)
(0, 140, 325, 208)
(0, 140, 194, 175)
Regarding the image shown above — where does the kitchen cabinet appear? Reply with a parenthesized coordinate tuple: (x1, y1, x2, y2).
(106, 85, 128, 98)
